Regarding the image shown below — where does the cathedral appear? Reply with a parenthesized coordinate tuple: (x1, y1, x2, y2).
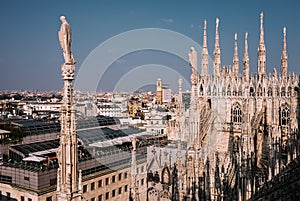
(166, 12, 300, 200)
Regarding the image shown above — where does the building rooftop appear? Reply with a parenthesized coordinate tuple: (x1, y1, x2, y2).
(9, 115, 120, 136)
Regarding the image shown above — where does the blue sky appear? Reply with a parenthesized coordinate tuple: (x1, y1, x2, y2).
(0, 0, 300, 91)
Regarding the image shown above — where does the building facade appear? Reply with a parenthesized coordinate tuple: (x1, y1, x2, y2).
(168, 12, 300, 200)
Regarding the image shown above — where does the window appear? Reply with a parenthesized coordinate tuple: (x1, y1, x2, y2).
(46, 197, 52, 201)
(98, 180, 102, 188)
(141, 178, 144, 185)
(28, 199, 32, 201)
(231, 103, 242, 123)
(24, 176, 30, 181)
(118, 173, 122, 181)
(118, 187, 122, 194)
(105, 192, 109, 200)
(281, 105, 290, 126)
(0, 175, 12, 183)
(281, 87, 286, 96)
(91, 198, 95, 201)
(124, 172, 128, 179)
(112, 189, 116, 197)
(136, 167, 139, 174)
(98, 195, 103, 201)
(112, 175, 116, 183)
(91, 182, 95, 191)
(83, 184, 88, 193)
(268, 87, 272, 96)
(250, 87, 254, 96)
(141, 166, 144, 173)
(50, 178, 57, 185)
(6, 192, 10, 199)
(105, 177, 109, 185)
(124, 185, 128, 192)
(21, 196, 25, 201)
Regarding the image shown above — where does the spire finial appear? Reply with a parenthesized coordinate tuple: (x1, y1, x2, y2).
(258, 12, 266, 76)
(260, 12, 264, 26)
(243, 32, 249, 81)
(259, 12, 264, 44)
(202, 19, 208, 76)
(178, 77, 182, 92)
(281, 26, 288, 78)
(214, 18, 221, 77)
(233, 33, 239, 76)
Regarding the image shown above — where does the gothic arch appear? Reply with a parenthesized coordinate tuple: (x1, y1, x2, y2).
(288, 86, 292, 96)
(267, 87, 272, 97)
(161, 166, 171, 185)
(238, 85, 243, 96)
(213, 85, 217, 96)
(280, 103, 290, 126)
(231, 102, 242, 124)
(227, 84, 231, 96)
(233, 85, 238, 96)
(258, 84, 262, 96)
(199, 84, 204, 95)
(250, 86, 255, 96)
(281, 86, 286, 96)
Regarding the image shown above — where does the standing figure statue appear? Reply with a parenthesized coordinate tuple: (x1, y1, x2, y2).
(58, 16, 75, 64)
(188, 47, 197, 83)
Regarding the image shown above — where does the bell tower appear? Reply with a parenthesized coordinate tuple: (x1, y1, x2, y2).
(156, 78, 163, 104)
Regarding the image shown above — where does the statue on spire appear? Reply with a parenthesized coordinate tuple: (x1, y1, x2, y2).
(58, 16, 76, 65)
(189, 47, 198, 84)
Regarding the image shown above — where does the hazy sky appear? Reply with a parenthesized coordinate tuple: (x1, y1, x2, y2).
(0, 0, 300, 92)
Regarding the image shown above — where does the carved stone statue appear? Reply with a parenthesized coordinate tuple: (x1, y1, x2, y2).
(58, 16, 75, 64)
(189, 47, 197, 76)
(273, 68, 278, 79)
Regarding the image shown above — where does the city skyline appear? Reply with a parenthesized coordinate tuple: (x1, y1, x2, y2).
(0, 0, 300, 91)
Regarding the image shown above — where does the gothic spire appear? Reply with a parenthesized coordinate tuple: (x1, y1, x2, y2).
(214, 18, 221, 77)
(243, 32, 249, 81)
(57, 16, 82, 201)
(177, 77, 183, 113)
(233, 33, 239, 77)
(281, 27, 288, 78)
(257, 12, 266, 76)
(202, 19, 208, 76)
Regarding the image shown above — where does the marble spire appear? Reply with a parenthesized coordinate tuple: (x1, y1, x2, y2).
(214, 18, 221, 77)
(281, 27, 288, 78)
(257, 12, 266, 76)
(243, 32, 250, 81)
(202, 20, 208, 76)
(57, 16, 82, 201)
(233, 33, 239, 77)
